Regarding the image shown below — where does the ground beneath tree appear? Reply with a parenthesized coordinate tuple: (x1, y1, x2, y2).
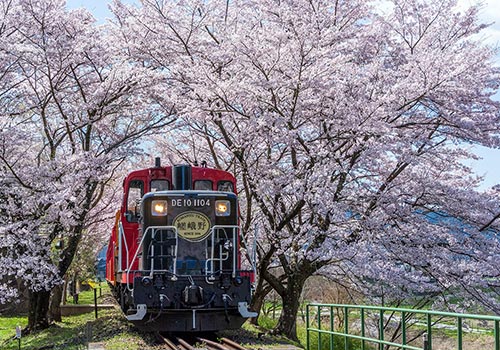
(86, 308, 302, 350)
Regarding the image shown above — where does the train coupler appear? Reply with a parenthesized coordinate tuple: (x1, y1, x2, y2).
(126, 304, 147, 321)
(237, 302, 257, 318)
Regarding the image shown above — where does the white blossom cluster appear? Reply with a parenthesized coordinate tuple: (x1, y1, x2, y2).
(0, 0, 176, 306)
(113, 0, 500, 310)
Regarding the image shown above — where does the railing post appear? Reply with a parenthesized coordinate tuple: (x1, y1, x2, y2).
(318, 305, 322, 350)
(361, 308, 365, 350)
(330, 306, 334, 350)
(379, 309, 384, 350)
(426, 314, 432, 350)
(401, 311, 406, 346)
(344, 307, 349, 350)
(306, 304, 310, 350)
(457, 317, 462, 350)
(495, 320, 499, 350)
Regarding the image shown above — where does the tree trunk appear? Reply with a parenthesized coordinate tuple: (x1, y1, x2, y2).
(274, 292, 301, 341)
(49, 284, 63, 322)
(249, 278, 271, 325)
(273, 274, 308, 341)
(250, 245, 276, 325)
(27, 289, 51, 331)
(27, 208, 86, 331)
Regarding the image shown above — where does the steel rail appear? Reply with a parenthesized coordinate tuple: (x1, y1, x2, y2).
(156, 332, 180, 350)
(220, 337, 249, 350)
(196, 337, 231, 350)
(177, 337, 195, 350)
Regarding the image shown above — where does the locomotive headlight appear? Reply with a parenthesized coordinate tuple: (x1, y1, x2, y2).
(152, 200, 168, 216)
(215, 200, 230, 216)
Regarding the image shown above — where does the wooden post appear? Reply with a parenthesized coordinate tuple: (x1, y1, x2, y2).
(94, 288, 98, 319)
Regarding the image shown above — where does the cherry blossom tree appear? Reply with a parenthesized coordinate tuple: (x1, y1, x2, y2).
(113, 0, 500, 340)
(0, 0, 175, 330)
(0, 0, 498, 341)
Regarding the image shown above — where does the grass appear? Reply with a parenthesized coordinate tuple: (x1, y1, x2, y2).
(257, 313, 279, 329)
(222, 322, 301, 349)
(0, 309, 154, 350)
(68, 283, 111, 305)
(0, 316, 27, 342)
(295, 316, 369, 350)
(1, 312, 90, 350)
(297, 328, 371, 350)
(6, 293, 493, 350)
(2, 290, 297, 350)
(0, 287, 154, 350)
(255, 312, 364, 349)
(0, 305, 474, 350)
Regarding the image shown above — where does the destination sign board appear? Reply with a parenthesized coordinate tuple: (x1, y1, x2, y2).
(173, 211, 211, 242)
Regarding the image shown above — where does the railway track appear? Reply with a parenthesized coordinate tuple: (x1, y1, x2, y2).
(156, 333, 249, 350)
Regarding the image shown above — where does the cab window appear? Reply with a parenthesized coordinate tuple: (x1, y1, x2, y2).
(194, 180, 213, 191)
(151, 179, 169, 192)
(126, 180, 143, 222)
(217, 181, 234, 192)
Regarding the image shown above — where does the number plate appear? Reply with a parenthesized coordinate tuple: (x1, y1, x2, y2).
(170, 198, 211, 207)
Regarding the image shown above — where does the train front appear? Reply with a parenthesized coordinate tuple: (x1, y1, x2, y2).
(127, 165, 256, 332)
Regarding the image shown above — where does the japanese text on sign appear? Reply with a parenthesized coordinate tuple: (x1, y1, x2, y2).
(173, 211, 211, 241)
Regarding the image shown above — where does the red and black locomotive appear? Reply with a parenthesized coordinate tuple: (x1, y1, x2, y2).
(105, 159, 256, 332)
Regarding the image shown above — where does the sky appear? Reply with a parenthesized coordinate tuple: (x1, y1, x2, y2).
(66, 0, 123, 21)
(66, 0, 500, 190)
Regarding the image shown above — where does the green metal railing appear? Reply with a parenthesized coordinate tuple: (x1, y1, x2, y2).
(306, 303, 500, 350)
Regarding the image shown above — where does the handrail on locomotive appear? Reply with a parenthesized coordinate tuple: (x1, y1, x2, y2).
(122, 225, 241, 288)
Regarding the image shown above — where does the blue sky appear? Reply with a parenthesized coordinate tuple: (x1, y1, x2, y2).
(66, 0, 135, 22)
(66, 0, 500, 190)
